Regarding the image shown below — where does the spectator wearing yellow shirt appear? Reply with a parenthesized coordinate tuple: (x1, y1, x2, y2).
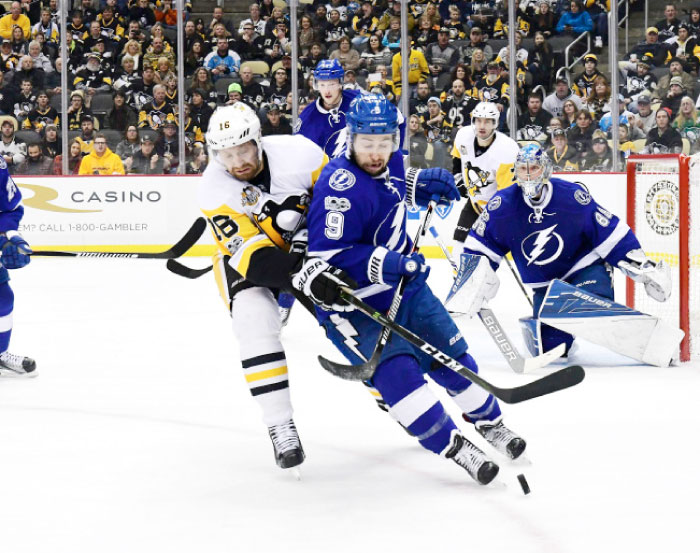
(391, 48, 430, 99)
(79, 134, 125, 175)
(0, 2, 31, 40)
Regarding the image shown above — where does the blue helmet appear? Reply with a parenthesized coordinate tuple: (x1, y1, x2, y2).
(346, 94, 399, 135)
(313, 59, 345, 82)
(515, 144, 552, 199)
(347, 1, 360, 15)
(345, 94, 400, 157)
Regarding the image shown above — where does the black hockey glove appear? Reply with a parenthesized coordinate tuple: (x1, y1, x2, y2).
(291, 258, 358, 311)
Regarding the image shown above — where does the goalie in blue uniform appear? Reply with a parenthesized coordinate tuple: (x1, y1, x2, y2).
(449, 144, 682, 367)
(0, 160, 35, 377)
(292, 94, 527, 485)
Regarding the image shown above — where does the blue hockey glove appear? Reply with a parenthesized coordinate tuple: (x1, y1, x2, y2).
(0, 231, 31, 269)
(381, 251, 430, 287)
(406, 167, 460, 208)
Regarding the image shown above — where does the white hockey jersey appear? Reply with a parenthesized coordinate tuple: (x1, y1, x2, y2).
(198, 134, 328, 280)
(451, 126, 519, 210)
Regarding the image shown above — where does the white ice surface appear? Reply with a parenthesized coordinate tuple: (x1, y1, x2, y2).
(1, 257, 698, 553)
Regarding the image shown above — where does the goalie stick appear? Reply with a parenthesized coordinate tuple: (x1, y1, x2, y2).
(32, 218, 207, 260)
(318, 286, 585, 403)
(427, 225, 564, 373)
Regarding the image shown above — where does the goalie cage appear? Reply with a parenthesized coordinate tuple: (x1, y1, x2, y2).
(626, 153, 699, 362)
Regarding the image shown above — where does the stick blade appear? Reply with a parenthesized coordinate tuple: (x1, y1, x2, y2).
(501, 365, 585, 404)
(317, 354, 377, 382)
(160, 217, 207, 258)
(519, 343, 567, 373)
(166, 259, 213, 279)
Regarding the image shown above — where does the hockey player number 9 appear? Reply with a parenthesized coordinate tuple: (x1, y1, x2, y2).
(325, 211, 344, 239)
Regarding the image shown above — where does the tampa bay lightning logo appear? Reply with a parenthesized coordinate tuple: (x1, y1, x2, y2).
(329, 168, 356, 191)
(521, 224, 564, 266)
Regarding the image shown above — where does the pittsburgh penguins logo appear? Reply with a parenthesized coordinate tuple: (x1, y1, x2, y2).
(521, 224, 564, 266)
(465, 161, 490, 193)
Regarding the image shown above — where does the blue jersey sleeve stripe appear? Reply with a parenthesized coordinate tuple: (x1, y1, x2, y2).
(594, 221, 631, 259)
(464, 235, 503, 265)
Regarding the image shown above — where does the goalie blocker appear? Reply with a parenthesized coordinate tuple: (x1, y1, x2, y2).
(537, 280, 684, 367)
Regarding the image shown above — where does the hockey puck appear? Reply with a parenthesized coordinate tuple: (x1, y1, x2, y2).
(517, 474, 531, 495)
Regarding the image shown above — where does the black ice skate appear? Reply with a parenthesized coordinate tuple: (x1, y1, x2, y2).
(268, 419, 305, 469)
(445, 433, 499, 485)
(0, 351, 36, 377)
(475, 418, 527, 460)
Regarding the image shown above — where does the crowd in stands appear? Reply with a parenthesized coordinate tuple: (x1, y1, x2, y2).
(1, 0, 698, 175)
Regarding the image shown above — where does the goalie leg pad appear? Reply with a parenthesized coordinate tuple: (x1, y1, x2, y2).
(445, 253, 500, 317)
(539, 279, 684, 367)
(519, 317, 542, 358)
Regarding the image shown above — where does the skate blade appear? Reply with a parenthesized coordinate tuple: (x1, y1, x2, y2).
(289, 467, 302, 481)
(0, 369, 38, 378)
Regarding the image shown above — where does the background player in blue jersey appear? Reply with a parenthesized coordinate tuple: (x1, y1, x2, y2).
(0, 159, 35, 377)
(292, 94, 527, 485)
(449, 144, 672, 359)
(294, 59, 362, 159)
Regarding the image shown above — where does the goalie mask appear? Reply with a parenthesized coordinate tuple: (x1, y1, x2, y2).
(515, 144, 552, 199)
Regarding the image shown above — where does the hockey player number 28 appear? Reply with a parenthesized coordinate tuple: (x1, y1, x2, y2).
(325, 211, 344, 239)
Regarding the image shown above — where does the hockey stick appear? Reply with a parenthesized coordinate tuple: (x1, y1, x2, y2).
(321, 201, 436, 373)
(32, 218, 208, 260)
(428, 225, 564, 373)
(166, 259, 213, 279)
(320, 286, 585, 403)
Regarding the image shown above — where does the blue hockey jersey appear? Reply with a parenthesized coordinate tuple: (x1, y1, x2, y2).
(307, 151, 410, 318)
(295, 89, 362, 158)
(0, 160, 23, 232)
(463, 177, 641, 289)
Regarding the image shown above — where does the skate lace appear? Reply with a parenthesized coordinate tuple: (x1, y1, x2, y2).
(269, 420, 300, 454)
(0, 351, 24, 368)
(478, 421, 517, 451)
(451, 439, 486, 476)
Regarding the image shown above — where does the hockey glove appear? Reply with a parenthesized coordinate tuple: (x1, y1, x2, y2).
(454, 172, 468, 198)
(405, 167, 460, 208)
(291, 257, 357, 312)
(618, 249, 672, 302)
(0, 231, 31, 269)
(369, 248, 430, 288)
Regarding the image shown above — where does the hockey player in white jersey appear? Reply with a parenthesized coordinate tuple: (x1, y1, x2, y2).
(0, 159, 35, 377)
(199, 102, 330, 470)
(450, 101, 519, 255)
(447, 144, 682, 367)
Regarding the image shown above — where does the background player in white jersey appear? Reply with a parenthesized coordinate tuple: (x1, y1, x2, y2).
(0, 159, 35, 377)
(200, 102, 329, 470)
(450, 101, 519, 256)
(448, 144, 680, 366)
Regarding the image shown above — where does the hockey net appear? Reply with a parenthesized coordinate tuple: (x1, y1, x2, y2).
(626, 154, 699, 362)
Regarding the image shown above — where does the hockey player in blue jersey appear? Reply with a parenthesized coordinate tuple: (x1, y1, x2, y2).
(294, 59, 362, 159)
(449, 144, 678, 366)
(292, 94, 527, 485)
(0, 159, 35, 377)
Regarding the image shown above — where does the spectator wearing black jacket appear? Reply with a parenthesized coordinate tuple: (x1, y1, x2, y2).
(516, 92, 553, 143)
(105, 90, 138, 131)
(645, 107, 683, 154)
(261, 103, 292, 135)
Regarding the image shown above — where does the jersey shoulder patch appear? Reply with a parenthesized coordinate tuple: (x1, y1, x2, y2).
(328, 167, 356, 191)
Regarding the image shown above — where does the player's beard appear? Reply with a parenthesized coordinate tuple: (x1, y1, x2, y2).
(354, 153, 388, 176)
(230, 161, 260, 181)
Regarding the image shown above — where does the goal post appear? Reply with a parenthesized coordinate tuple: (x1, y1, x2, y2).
(626, 153, 698, 362)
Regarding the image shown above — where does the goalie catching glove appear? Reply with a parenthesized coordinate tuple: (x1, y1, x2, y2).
(618, 249, 672, 302)
(445, 253, 500, 317)
(0, 231, 31, 269)
(405, 167, 460, 208)
(292, 258, 357, 312)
